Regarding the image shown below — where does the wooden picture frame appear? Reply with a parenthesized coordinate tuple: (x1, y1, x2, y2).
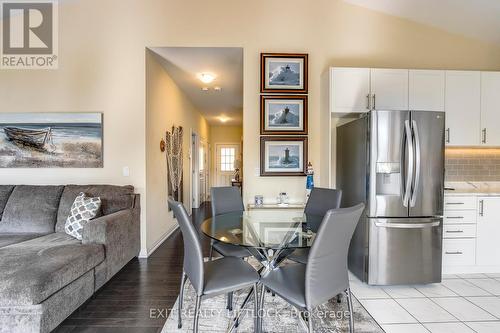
(260, 95, 308, 135)
(260, 136, 308, 176)
(260, 53, 308, 93)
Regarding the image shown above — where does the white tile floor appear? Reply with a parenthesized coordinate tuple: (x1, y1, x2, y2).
(349, 272, 500, 333)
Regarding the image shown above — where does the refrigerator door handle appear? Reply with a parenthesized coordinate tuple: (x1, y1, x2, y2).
(410, 120, 421, 207)
(402, 120, 414, 207)
(375, 221, 440, 228)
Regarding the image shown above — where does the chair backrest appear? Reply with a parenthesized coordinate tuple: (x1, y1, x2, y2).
(305, 203, 364, 309)
(211, 186, 245, 216)
(304, 187, 342, 217)
(168, 197, 204, 295)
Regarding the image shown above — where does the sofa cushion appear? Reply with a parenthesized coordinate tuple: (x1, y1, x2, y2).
(0, 233, 104, 306)
(0, 233, 47, 249)
(55, 185, 134, 233)
(0, 186, 64, 234)
(0, 185, 15, 219)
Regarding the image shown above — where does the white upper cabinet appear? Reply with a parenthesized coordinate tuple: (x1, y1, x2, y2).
(480, 72, 500, 146)
(331, 68, 370, 114)
(370, 69, 409, 110)
(476, 196, 500, 266)
(445, 71, 481, 146)
(409, 70, 445, 111)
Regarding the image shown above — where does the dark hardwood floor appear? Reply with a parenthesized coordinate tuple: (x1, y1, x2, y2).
(55, 202, 213, 333)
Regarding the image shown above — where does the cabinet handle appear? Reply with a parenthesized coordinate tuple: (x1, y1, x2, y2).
(366, 94, 371, 110)
(446, 202, 465, 205)
(479, 200, 484, 216)
(446, 128, 450, 143)
(445, 251, 463, 255)
(446, 230, 464, 233)
(446, 216, 464, 219)
(372, 94, 376, 110)
(482, 128, 487, 144)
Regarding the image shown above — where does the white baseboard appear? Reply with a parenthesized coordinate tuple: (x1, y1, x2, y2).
(138, 224, 179, 258)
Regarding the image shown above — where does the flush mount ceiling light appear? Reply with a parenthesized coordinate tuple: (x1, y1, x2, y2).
(198, 73, 216, 84)
(219, 115, 230, 123)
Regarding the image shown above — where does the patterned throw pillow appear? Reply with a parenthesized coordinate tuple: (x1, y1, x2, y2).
(64, 192, 101, 240)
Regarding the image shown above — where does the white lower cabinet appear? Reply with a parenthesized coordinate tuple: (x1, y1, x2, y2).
(476, 196, 500, 266)
(443, 195, 500, 273)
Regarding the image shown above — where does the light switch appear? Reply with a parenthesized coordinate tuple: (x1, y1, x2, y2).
(123, 166, 130, 177)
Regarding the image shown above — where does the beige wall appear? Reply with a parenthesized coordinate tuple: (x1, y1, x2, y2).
(210, 125, 243, 186)
(145, 50, 210, 255)
(1, 0, 500, 255)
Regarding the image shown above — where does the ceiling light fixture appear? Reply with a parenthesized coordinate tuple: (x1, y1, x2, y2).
(219, 115, 230, 123)
(198, 73, 216, 84)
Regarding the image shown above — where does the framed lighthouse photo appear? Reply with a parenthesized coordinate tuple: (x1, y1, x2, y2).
(260, 53, 308, 93)
(260, 136, 307, 176)
(261, 95, 308, 135)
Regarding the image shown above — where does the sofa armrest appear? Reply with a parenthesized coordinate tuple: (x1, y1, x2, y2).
(82, 194, 140, 281)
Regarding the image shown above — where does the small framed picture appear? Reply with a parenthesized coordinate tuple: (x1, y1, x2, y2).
(260, 53, 308, 93)
(260, 136, 308, 176)
(261, 95, 308, 135)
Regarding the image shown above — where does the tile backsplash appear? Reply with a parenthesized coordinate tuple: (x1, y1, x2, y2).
(445, 149, 500, 181)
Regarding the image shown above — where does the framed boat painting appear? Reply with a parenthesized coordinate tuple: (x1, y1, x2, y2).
(260, 53, 308, 93)
(261, 95, 308, 135)
(260, 136, 307, 176)
(0, 112, 103, 168)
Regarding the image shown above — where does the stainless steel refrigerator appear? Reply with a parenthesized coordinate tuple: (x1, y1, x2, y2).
(337, 110, 444, 285)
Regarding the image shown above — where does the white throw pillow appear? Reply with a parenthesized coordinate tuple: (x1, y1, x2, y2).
(64, 192, 101, 240)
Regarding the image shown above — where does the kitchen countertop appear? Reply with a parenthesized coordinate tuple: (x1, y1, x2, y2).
(445, 182, 500, 196)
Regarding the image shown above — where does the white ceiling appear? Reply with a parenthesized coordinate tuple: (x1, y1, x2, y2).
(343, 0, 500, 45)
(150, 47, 243, 125)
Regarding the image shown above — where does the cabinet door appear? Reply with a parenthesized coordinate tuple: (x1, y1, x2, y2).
(371, 69, 409, 110)
(409, 70, 445, 111)
(445, 71, 481, 146)
(480, 72, 500, 146)
(331, 67, 370, 114)
(476, 196, 500, 266)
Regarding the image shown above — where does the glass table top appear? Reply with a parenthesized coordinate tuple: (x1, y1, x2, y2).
(200, 210, 324, 250)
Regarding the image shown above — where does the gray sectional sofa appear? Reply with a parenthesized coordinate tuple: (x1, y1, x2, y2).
(0, 185, 140, 333)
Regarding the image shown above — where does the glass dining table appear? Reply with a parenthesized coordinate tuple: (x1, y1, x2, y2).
(201, 209, 323, 269)
(200, 209, 324, 330)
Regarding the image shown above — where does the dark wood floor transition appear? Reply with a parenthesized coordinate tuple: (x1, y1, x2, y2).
(55, 202, 213, 333)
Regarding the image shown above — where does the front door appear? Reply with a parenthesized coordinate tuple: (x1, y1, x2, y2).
(214, 143, 240, 187)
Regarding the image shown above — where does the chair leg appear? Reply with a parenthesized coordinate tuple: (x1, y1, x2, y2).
(209, 244, 214, 260)
(253, 283, 259, 333)
(178, 271, 186, 329)
(345, 288, 354, 333)
(194, 295, 201, 333)
(259, 285, 266, 332)
(307, 310, 313, 333)
(227, 292, 233, 311)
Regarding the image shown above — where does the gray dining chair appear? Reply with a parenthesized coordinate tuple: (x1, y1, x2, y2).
(209, 186, 251, 260)
(210, 186, 252, 311)
(288, 187, 342, 264)
(259, 203, 364, 333)
(168, 198, 260, 333)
